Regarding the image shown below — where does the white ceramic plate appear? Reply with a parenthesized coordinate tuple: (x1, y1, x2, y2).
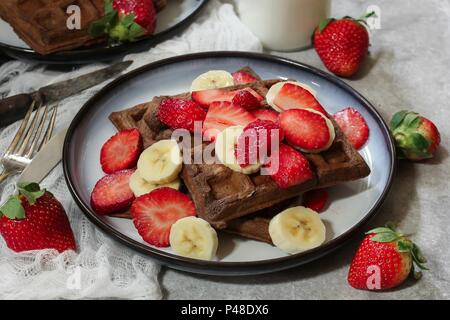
(63, 52, 396, 275)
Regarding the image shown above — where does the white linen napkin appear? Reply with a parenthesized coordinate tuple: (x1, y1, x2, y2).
(0, 0, 261, 300)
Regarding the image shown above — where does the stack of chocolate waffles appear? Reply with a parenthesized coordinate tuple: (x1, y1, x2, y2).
(0, 0, 167, 55)
(109, 67, 371, 244)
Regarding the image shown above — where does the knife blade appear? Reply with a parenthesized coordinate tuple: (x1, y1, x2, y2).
(0, 60, 133, 128)
(18, 128, 68, 184)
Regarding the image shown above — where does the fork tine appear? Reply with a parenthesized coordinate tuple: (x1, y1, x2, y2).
(17, 100, 44, 156)
(4, 101, 35, 155)
(25, 103, 49, 158)
(36, 105, 58, 153)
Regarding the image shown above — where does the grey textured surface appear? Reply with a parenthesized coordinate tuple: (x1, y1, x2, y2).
(161, 0, 450, 299)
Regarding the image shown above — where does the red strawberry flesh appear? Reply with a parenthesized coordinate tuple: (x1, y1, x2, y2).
(113, 0, 157, 34)
(236, 120, 284, 167)
(251, 109, 279, 123)
(91, 169, 135, 215)
(131, 188, 196, 247)
(0, 192, 76, 253)
(157, 98, 206, 133)
(303, 189, 329, 212)
(203, 101, 256, 141)
(274, 83, 327, 115)
(333, 107, 369, 150)
(267, 144, 314, 189)
(100, 128, 143, 174)
(232, 90, 261, 111)
(192, 87, 263, 108)
(232, 71, 259, 84)
(279, 109, 333, 151)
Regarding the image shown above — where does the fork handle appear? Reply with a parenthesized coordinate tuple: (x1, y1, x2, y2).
(0, 94, 34, 128)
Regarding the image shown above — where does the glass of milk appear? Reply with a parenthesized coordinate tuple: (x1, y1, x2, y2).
(235, 0, 331, 51)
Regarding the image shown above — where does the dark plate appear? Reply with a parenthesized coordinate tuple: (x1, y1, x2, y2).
(63, 51, 396, 276)
(0, 0, 209, 65)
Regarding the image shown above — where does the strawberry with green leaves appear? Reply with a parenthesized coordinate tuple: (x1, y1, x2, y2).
(390, 111, 441, 161)
(313, 12, 375, 77)
(0, 183, 76, 253)
(90, 0, 157, 43)
(348, 224, 427, 290)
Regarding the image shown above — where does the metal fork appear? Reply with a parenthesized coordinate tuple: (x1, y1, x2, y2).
(0, 100, 57, 184)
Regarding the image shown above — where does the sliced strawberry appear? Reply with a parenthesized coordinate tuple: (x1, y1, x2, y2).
(100, 129, 142, 174)
(235, 120, 284, 167)
(273, 83, 327, 115)
(131, 188, 196, 247)
(303, 189, 329, 212)
(266, 144, 314, 189)
(91, 169, 135, 215)
(203, 101, 256, 141)
(279, 109, 333, 152)
(232, 71, 259, 85)
(192, 88, 263, 108)
(251, 109, 280, 123)
(157, 98, 206, 132)
(333, 107, 369, 150)
(232, 90, 261, 111)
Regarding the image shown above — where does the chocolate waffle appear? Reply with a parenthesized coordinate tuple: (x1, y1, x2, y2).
(0, 0, 167, 55)
(108, 67, 370, 242)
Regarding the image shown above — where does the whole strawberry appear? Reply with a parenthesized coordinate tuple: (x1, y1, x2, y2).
(0, 183, 76, 253)
(90, 0, 157, 42)
(390, 111, 441, 161)
(313, 13, 374, 77)
(348, 225, 427, 291)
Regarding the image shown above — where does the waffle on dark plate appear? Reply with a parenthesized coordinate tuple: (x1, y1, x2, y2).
(108, 67, 371, 243)
(0, 0, 167, 55)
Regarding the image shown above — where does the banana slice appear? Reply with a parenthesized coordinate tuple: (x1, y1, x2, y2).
(137, 139, 182, 184)
(170, 217, 218, 261)
(266, 81, 318, 112)
(269, 206, 326, 254)
(214, 125, 261, 175)
(191, 70, 235, 92)
(129, 170, 181, 197)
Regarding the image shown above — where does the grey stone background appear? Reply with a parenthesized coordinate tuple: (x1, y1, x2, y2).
(161, 0, 450, 299)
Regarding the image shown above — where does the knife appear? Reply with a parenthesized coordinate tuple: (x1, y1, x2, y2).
(0, 60, 133, 128)
(17, 128, 68, 184)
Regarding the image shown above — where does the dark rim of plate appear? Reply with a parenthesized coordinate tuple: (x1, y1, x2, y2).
(0, 0, 210, 65)
(63, 51, 397, 276)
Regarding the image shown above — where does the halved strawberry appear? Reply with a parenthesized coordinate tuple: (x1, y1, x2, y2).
(100, 128, 143, 174)
(203, 101, 256, 141)
(279, 109, 334, 152)
(131, 188, 196, 247)
(303, 189, 329, 212)
(235, 120, 284, 167)
(333, 107, 369, 149)
(157, 98, 206, 132)
(91, 169, 135, 215)
(273, 83, 327, 115)
(232, 71, 259, 85)
(192, 88, 263, 108)
(232, 90, 261, 111)
(251, 109, 280, 123)
(266, 144, 314, 189)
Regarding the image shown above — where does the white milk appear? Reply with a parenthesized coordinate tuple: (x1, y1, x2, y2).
(235, 0, 331, 51)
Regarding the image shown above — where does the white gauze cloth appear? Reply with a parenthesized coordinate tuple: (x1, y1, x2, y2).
(0, 0, 262, 300)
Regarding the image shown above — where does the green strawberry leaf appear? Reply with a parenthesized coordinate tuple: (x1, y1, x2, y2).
(390, 111, 408, 130)
(17, 182, 45, 205)
(318, 18, 334, 32)
(366, 227, 394, 234)
(89, 10, 118, 37)
(397, 240, 413, 252)
(122, 13, 136, 28)
(0, 196, 25, 220)
(128, 22, 146, 41)
(104, 0, 114, 14)
(403, 112, 420, 128)
(410, 132, 431, 155)
(371, 232, 400, 243)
